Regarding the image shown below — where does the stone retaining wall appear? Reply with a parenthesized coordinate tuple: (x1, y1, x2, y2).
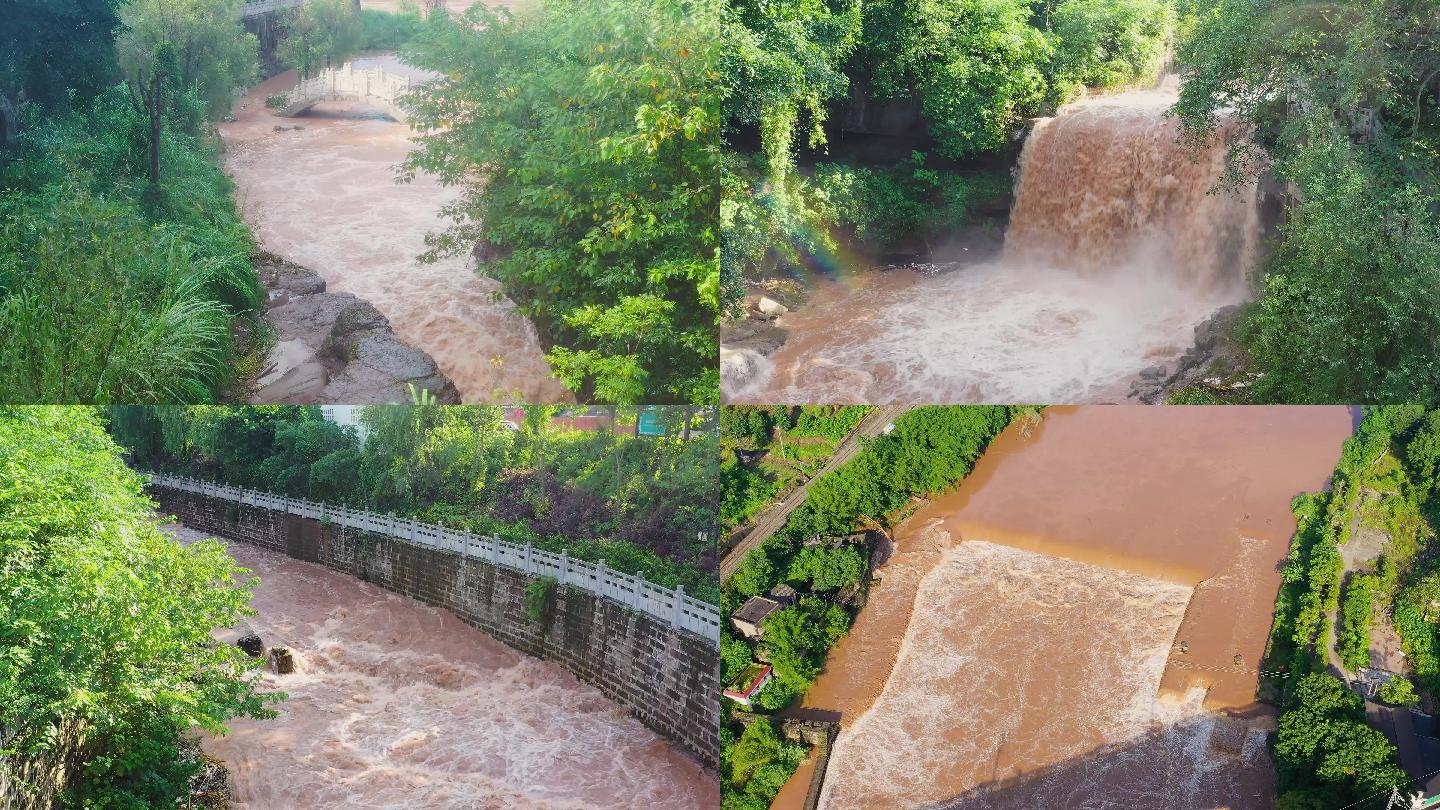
(0, 721, 84, 810)
(152, 488, 719, 768)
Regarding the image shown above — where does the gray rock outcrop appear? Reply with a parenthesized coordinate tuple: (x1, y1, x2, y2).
(249, 257, 461, 404)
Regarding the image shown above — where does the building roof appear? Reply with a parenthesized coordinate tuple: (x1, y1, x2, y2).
(723, 664, 772, 700)
(733, 595, 782, 626)
(769, 583, 797, 599)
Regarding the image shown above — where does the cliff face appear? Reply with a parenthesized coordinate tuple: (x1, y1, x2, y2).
(245, 254, 461, 404)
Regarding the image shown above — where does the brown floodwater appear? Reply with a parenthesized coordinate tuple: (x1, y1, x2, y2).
(722, 84, 1258, 404)
(792, 406, 1353, 809)
(167, 524, 715, 809)
(220, 54, 568, 403)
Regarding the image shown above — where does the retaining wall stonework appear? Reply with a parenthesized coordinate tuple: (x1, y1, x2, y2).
(152, 488, 719, 768)
(0, 721, 83, 810)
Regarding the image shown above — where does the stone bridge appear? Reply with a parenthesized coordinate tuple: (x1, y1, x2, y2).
(240, 0, 305, 18)
(276, 63, 414, 121)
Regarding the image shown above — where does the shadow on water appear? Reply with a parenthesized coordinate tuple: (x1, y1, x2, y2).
(905, 714, 1277, 810)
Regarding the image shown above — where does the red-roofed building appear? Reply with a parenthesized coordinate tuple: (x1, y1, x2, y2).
(723, 663, 773, 707)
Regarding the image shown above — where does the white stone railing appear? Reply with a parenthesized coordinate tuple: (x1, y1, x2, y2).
(147, 473, 720, 642)
(279, 64, 414, 120)
(240, 0, 305, 17)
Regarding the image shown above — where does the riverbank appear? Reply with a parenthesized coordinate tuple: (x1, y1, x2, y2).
(170, 522, 717, 809)
(220, 62, 568, 403)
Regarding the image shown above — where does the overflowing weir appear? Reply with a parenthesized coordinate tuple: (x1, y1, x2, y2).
(798, 407, 1352, 809)
(723, 86, 1262, 404)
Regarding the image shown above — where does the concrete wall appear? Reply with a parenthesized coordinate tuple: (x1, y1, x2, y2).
(152, 488, 719, 768)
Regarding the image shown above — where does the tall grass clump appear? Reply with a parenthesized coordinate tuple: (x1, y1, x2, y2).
(0, 86, 262, 403)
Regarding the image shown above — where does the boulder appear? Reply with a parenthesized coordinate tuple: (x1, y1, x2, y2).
(236, 633, 265, 658)
(248, 256, 463, 404)
(755, 296, 789, 318)
(271, 647, 296, 675)
(251, 340, 328, 403)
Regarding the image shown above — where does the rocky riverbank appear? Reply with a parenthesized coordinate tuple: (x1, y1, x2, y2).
(244, 254, 461, 404)
(1127, 304, 1251, 403)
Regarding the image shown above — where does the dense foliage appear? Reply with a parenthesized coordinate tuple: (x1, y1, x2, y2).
(278, 0, 363, 79)
(719, 405, 872, 530)
(1174, 0, 1440, 403)
(0, 0, 262, 403)
(0, 407, 275, 807)
(812, 154, 1010, 247)
(720, 405, 1015, 809)
(1261, 406, 1440, 807)
(0, 92, 261, 403)
(110, 405, 720, 600)
(1273, 673, 1407, 807)
(401, 0, 721, 404)
(721, 0, 1176, 303)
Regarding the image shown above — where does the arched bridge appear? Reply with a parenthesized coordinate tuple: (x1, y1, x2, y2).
(276, 63, 414, 121)
(240, 0, 306, 18)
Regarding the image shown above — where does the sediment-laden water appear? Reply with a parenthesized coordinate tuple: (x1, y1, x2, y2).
(817, 541, 1276, 809)
(792, 407, 1352, 809)
(167, 524, 714, 809)
(723, 85, 1259, 404)
(220, 56, 567, 403)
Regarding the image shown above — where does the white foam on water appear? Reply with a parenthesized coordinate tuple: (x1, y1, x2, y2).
(726, 85, 1260, 405)
(818, 541, 1272, 810)
(168, 524, 713, 810)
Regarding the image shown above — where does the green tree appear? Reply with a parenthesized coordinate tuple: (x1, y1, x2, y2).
(117, 0, 258, 185)
(1405, 410, 1440, 496)
(721, 630, 754, 683)
(1274, 673, 1407, 804)
(279, 0, 363, 79)
(118, 0, 257, 120)
(729, 720, 782, 784)
(861, 0, 1053, 158)
(1378, 676, 1419, 707)
(786, 543, 866, 591)
(403, 0, 721, 404)
(729, 550, 776, 601)
(1047, 0, 1171, 92)
(759, 596, 849, 691)
(0, 407, 278, 806)
(0, 0, 122, 125)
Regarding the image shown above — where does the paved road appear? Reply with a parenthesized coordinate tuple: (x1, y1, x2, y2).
(720, 405, 911, 582)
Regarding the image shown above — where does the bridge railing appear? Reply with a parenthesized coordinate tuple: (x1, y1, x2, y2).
(287, 63, 415, 118)
(146, 473, 720, 642)
(240, 0, 305, 17)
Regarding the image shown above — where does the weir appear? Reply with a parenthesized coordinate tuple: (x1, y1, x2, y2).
(146, 475, 720, 768)
(796, 407, 1354, 809)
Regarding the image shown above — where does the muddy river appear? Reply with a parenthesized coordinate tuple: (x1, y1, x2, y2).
(789, 406, 1353, 809)
(168, 524, 714, 809)
(221, 52, 567, 403)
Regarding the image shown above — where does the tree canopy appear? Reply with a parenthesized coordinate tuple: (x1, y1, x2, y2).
(402, 0, 721, 404)
(0, 407, 276, 807)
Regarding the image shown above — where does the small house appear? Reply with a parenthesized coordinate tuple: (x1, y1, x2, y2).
(731, 595, 782, 639)
(723, 663, 773, 707)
